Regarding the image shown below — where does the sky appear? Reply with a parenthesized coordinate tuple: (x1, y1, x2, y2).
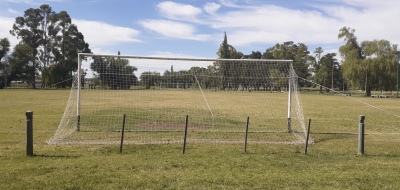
(1, 0, 400, 74)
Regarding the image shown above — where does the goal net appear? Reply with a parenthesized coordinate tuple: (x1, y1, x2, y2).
(47, 54, 308, 145)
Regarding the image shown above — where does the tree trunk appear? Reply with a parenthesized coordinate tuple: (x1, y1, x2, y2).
(366, 85, 372, 97)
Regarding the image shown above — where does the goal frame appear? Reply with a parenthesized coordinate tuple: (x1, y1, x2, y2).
(76, 53, 294, 133)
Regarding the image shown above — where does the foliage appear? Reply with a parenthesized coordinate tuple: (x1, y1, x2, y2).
(338, 26, 398, 96)
(0, 38, 11, 88)
(313, 52, 343, 92)
(7, 44, 35, 86)
(90, 56, 138, 90)
(162, 70, 193, 89)
(262, 41, 311, 86)
(216, 32, 244, 89)
(0, 38, 11, 61)
(10, 4, 91, 88)
(140, 71, 161, 89)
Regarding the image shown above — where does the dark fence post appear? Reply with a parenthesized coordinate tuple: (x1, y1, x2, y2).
(244, 116, 250, 153)
(305, 118, 311, 155)
(358, 115, 365, 155)
(183, 115, 189, 154)
(26, 111, 33, 156)
(120, 114, 126, 153)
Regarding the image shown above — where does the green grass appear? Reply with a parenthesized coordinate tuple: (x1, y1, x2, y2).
(1, 89, 400, 189)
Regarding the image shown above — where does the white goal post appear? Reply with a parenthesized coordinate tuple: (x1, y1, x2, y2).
(47, 53, 307, 145)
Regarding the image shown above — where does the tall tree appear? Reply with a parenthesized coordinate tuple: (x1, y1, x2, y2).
(7, 44, 35, 86)
(262, 41, 311, 86)
(361, 40, 397, 93)
(216, 32, 243, 89)
(140, 71, 161, 89)
(49, 11, 91, 87)
(314, 47, 323, 64)
(338, 26, 397, 96)
(10, 4, 90, 88)
(0, 38, 11, 88)
(313, 53, 342, 93)
(217, 32, 230, 59)
(249, 51, 262, 59)
(10, 5, 57, 88)
(338, 27, 363, 93)
(0, 38, 11, 61)
(91, 55, 137, 90)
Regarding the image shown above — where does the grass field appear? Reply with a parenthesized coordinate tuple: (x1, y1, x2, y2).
(57, 89, 305, 145)
(1, 89, 400, 189)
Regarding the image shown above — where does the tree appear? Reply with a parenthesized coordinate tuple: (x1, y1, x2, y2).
(140, 71, 161, 89)
(249, 51, 262, 59)
(262, 41, 311, 86)
(338, 27, 364, 93)
(91, 55, 138, 90)
(338, 26, 397, 96)
(7, 44, 35, 86)
(217, 32, 230, 59)
(314, 47, 323, 64)
(216, 32, 244, 90)
(361, 40, 397, 93)
(10, 4, 90, 88)
(313, 53, 342, 93)
(49, 11, 91, 88)
(0, 38, 11, 61)
(10, 5, 55, 88)
(0, 38, 11, 88)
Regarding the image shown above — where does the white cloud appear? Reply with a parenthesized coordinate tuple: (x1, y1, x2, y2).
(0, 16, 141, 54)
(73, 19, 141, 48)
(7, 8, 18, 14)
(157, 1, 202, 21)
(204, 2, 221, 15)
(0, 16, 19, 47)
(5, 0, 32, 3)
(206, 5, 342, 46)
(140, 19, 211, 41)
(218, 0, 240, 8)
(316, 1, 400, 45)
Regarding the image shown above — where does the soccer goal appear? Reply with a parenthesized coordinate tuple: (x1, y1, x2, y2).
(47, 53, 308, 145)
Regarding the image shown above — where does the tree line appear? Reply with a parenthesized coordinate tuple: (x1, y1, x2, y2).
(0, 4, 398, 96)
(0, 4, 91, 89)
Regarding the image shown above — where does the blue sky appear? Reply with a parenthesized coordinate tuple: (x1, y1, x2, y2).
(1, 0, 400, 60)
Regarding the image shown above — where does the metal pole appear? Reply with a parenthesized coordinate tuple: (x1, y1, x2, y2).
(358, 115, 365, 155)
(26, 111, 33, 156)
(287, 62, 293, 132)
(365, 69, 368, 96)
(77, 53, 81, 131)
(397, 57, 399, 98)
(332, 62, 334, 91)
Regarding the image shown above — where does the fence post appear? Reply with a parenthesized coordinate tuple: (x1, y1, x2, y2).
(358, 115, 365, 155)
(26, 111, 33, 156)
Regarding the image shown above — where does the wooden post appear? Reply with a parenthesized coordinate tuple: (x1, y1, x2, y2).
(358, 115, 365, 155)
(119, 114, 126, 153)
(26, 111, 33, 156)
(183, 115, 189, 154)
(244, 116, 250, 153)
(305, 118, 311, 155)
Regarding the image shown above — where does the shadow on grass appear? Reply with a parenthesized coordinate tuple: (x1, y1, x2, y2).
(30, 154, 80, 158)
(311, 132, 357, 144)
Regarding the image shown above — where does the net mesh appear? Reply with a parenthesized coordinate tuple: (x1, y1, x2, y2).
(47, 55, 308, 145)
